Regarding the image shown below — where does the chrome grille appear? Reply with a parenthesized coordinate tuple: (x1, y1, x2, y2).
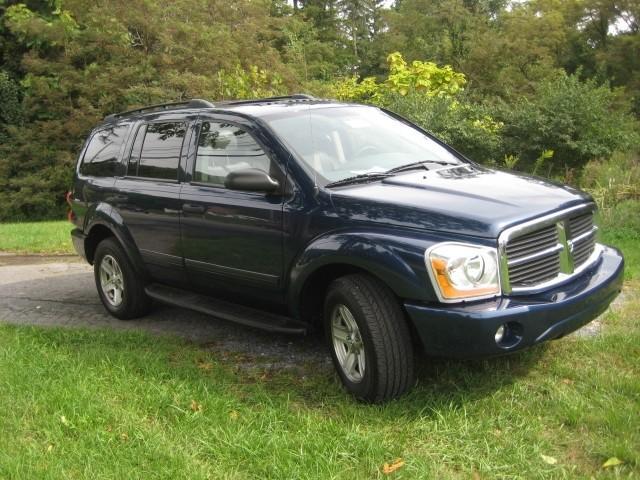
(506, 225, 561, 287)
(499, 206, 600, 294)
(568, 213, 596, 267)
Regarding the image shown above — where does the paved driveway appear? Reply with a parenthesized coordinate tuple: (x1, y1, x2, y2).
(0, 255, 329, 370)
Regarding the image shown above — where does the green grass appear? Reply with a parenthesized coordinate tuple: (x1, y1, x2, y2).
(0, 217, 639, 479)
(0, 220, 74, 254)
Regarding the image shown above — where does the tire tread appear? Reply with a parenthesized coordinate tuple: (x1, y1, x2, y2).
(327, 274, 415, 402)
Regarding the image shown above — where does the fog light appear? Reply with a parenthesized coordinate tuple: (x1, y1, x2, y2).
(495, 324, 506, 344)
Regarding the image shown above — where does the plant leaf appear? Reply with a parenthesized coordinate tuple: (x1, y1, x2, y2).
(382, 458, 405, 474)
(602, 457, 623, 468)
(190, 400, 203, 413)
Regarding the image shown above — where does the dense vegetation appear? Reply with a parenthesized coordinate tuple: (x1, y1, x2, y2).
(0, 0, 639, 220)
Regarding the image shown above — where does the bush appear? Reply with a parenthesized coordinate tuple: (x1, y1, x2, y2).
(0, 71, 23, 140)
(384, 93, 504, 163)
(497, 74, 640, 174)
(580, 152, 640, 216)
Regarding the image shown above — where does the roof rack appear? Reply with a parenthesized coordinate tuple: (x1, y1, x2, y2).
(221, 93, 316, 106)
(103, 98, 215, 122)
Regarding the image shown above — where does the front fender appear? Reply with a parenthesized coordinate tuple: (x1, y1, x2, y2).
(287, 230, 436, 316)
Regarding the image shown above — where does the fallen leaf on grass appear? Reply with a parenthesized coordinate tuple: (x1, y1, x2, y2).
(197, 361, 214, 371)
(382, 458, 405, 474)
(120, 432, 129, 441)
(229, 410, 239, 420)
(541, 454, 558, 465)
(190, 400, 203, 413)
(602, 457, 623, 468)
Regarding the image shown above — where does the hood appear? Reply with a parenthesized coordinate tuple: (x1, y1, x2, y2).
(327, 164, 593, 239)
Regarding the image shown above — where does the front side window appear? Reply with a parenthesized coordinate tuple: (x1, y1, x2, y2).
(135, 122, 186, 180)
(193, 121, 273, 187)
(80, 124, 129, 177)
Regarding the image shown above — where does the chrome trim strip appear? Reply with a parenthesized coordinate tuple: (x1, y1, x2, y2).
(568, 226, 598, 246)
(498, 203, 598, 294)
(509, 244, 603, 294)
(507, 243, 563, 267)
(557, 221, 573, 274)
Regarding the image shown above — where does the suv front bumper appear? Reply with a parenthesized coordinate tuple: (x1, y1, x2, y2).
(404, 246, 624, 358)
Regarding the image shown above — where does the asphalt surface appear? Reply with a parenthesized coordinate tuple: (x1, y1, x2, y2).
(0, 255, 330, 371)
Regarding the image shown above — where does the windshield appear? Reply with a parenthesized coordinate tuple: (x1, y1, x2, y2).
(264, 105, 463, 185)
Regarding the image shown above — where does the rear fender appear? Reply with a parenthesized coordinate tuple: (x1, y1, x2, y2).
(84, 203, 147, 278)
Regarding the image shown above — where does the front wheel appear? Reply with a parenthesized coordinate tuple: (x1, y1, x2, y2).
(324, 274, 415, 402)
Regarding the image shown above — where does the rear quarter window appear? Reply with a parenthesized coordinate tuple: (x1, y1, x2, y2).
(79, 124, 129, 177)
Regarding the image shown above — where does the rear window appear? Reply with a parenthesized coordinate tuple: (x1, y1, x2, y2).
(134, 122, 187, 180)
(79, 124, 129, 177)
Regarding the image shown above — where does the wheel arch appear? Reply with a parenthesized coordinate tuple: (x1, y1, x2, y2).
(83, 206, 147, 279)
(288, 232, 432, 328)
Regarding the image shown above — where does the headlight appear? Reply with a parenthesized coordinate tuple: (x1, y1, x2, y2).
(426, 243, 500, 302)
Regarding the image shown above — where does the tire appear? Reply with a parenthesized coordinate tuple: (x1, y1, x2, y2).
(93, 238, 152, 320)
(324, 274, 415, 402)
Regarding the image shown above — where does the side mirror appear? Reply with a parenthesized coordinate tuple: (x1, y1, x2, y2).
(224, 168, 280, 193)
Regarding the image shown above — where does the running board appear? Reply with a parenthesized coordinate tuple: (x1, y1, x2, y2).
(144, 283, 308, 334)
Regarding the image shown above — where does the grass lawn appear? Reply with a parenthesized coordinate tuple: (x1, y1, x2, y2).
(0, 213, 638, 478)
(0, 220, 74, 255)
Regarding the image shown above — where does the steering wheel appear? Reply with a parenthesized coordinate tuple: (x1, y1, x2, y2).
(354, 145, 382, 159)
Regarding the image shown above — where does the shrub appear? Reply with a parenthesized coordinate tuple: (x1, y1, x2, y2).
(497, 74, 640, 174)
(331, 52, 467, 102)
(383, 93, 504, 163)
(580, 152, 640, 216)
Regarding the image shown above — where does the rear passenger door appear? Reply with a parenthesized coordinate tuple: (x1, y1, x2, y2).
(180, 116, 287, 302)
(113, 117, 193, 285)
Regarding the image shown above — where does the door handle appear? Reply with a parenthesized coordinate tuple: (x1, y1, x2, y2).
(182, 203, 206, 214)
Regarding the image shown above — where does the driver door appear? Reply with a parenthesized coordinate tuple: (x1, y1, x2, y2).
(179, 117, 287, 302)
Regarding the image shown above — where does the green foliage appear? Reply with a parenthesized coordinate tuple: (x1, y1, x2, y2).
(385, 51, 466, 97)
(384, 92, 504, 163)
(581, 152, 640, 215)
(0, 71, 22, 133)
(0, 1, 639, 219)
(496, 73, 640, 173)
(0, 0, 294, 221)
(331, 52, 466, 101)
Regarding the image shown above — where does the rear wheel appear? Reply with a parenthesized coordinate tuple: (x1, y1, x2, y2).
(94, 238, 151, 319)
(324, 274, 415, 402)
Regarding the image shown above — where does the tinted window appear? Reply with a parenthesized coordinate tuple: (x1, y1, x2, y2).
(127, 124, 146, 176)
(80, 124, 129, 177)
(137, 122, 186, 180)
(194, 122, 273, 186)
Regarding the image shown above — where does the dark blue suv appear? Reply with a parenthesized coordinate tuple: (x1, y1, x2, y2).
(69, 95, 624, 402)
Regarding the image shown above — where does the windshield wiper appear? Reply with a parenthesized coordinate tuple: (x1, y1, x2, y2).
(325, 172, 392, 188)
(386, 160, 460, 174)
